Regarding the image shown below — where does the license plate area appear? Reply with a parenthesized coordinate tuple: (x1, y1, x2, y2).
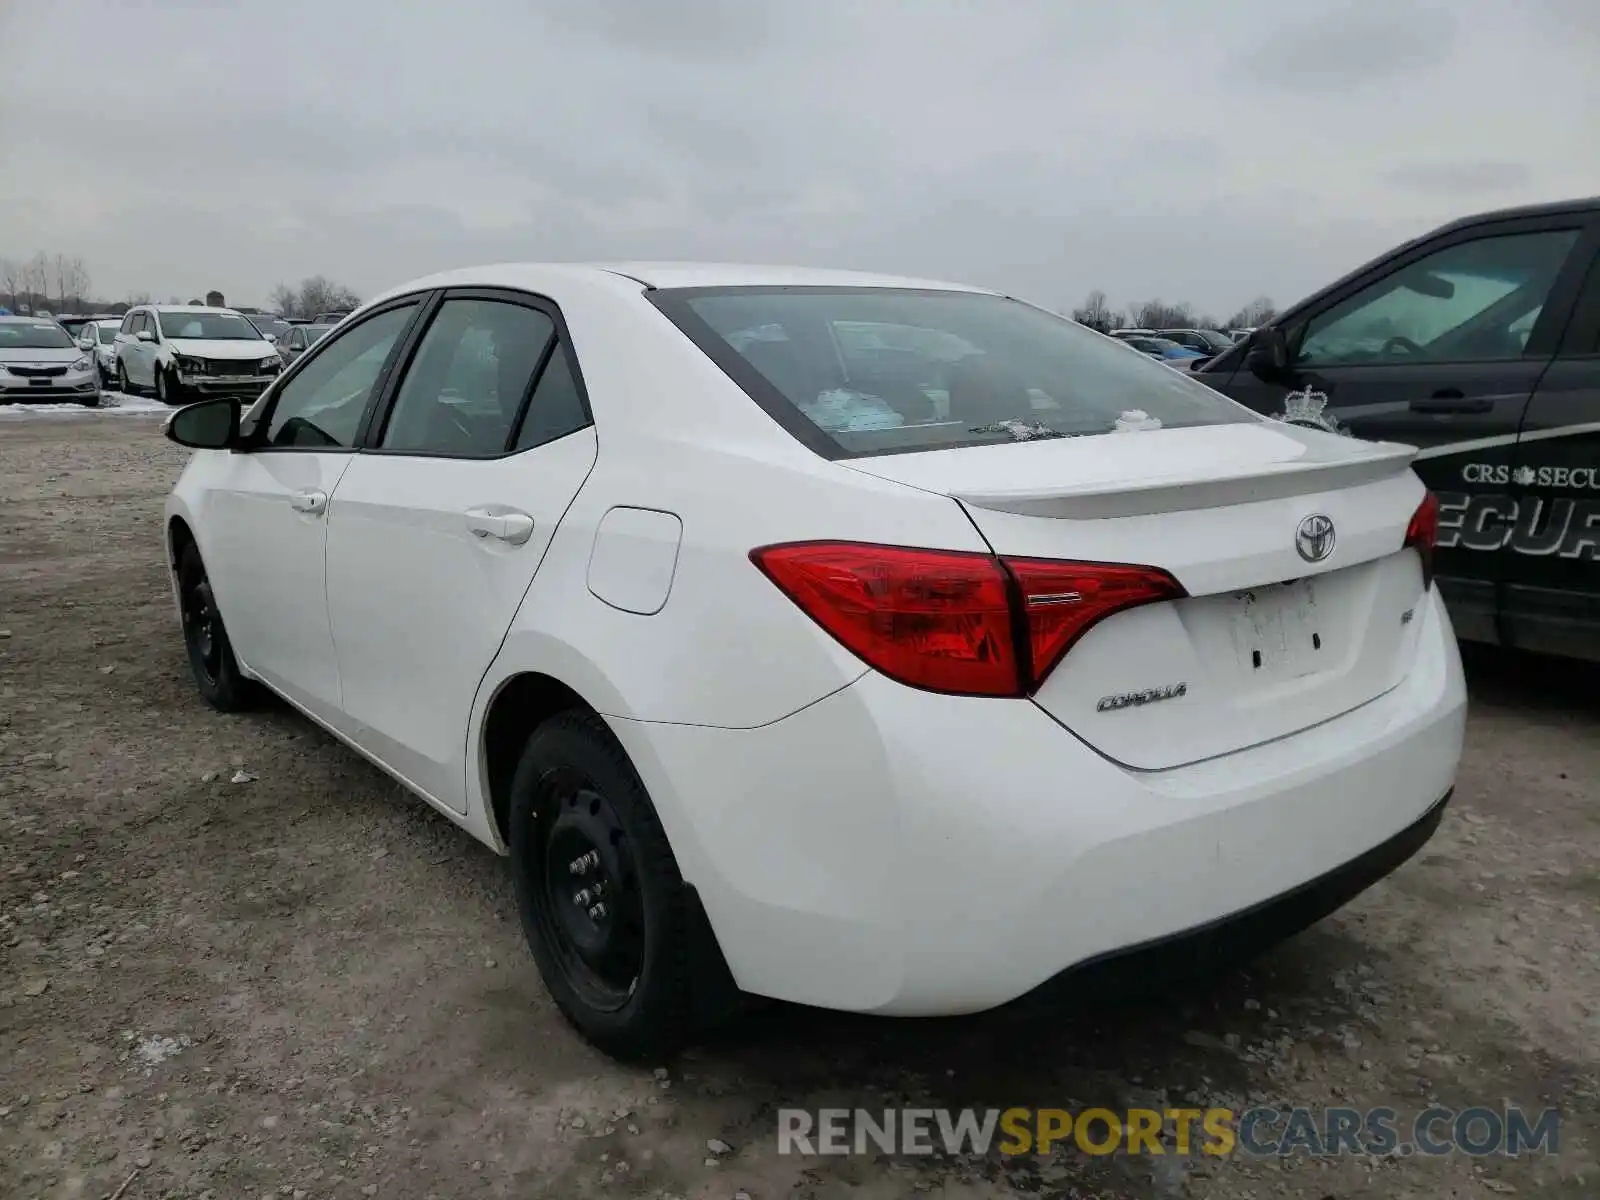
(1227, 578, 1326, 681)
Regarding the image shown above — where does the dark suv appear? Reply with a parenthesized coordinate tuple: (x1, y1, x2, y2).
(1197, 196, 1600, 661)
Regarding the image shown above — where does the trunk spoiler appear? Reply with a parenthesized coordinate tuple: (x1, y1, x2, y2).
(950, 441, 1418, 519)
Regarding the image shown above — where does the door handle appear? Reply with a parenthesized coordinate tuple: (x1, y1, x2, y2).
(288, 488, 328, 515)
(1409, 390, 1493, 415)
(465, 507, 535, 545)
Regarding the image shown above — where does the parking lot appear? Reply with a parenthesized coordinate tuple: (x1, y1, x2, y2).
(1, 414, 1596, 1199)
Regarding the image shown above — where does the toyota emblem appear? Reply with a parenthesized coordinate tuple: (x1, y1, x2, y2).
(1295, 514, 1336, 563)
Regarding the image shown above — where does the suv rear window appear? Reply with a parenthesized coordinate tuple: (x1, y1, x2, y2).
(649, 287, 1254, 458)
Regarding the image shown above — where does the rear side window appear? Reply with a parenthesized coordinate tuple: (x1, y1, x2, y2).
(649, 287, 1254, 458)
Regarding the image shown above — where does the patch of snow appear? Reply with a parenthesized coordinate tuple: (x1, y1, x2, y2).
(133, 1033, 193, 1066)
(0, 391, 168, 419)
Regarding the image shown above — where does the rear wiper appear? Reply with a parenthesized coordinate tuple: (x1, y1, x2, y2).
(969, 419, 1078, 442)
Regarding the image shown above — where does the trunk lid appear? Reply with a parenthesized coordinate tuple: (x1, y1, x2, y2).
(847, 422, 1431, 770)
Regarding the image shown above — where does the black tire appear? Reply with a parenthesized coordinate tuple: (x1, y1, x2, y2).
(509, 709, 694, 1061)
(116, 360, 139, 395)
(155, 366, 185, 407)
(176, 541, 257, 711)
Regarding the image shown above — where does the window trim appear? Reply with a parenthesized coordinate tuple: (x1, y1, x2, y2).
(241, 292, 433, 455)
(1553, 224, 1600, 359)
(1284, 215, 1593, 369)
(354, 286, 595, 461)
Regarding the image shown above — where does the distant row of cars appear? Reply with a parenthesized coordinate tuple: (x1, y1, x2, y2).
(1108, 326, 1252, 369)
(0, 308, 345, 406)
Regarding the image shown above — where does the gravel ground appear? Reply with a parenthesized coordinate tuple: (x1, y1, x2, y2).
(1, 417, 1596, 1200)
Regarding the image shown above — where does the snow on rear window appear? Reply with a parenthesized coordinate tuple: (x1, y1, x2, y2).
(653, 287, 1254, 458)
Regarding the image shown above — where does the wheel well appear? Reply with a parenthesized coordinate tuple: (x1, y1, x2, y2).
(167, 516, 195, 570)
(483, 673, 593, 848)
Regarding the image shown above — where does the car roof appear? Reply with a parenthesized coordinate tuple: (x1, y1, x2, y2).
(147, 304, 240, 314)
(374, 261, 994, 300)
(0, 314, 61, 324)
(1432, 194, 1600, 232)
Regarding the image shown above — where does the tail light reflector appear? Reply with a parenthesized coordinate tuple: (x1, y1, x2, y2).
(750, 541, 1186, 697)
(1404, 491, 1439, 589)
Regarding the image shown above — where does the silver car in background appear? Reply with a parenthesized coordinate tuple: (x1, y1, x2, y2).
(274, 322, 335, 365)
(0, 315, 100, 406)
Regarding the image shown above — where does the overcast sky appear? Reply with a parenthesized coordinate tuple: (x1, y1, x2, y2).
(2, 0, 1596, 317)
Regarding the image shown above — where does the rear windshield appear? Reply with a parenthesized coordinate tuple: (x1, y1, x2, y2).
(650, 287, 1254, 458)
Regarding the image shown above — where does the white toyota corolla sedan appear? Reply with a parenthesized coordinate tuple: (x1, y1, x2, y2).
(162, 263, 1465, 1059)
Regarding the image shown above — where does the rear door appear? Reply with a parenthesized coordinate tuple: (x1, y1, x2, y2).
(1209, 214, 1594, 643)
(1505, 226, 1600, 658)
(323, 289, 597, 813)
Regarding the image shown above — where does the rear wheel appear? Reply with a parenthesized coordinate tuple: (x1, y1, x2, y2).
(509, 710, 694, 1061)
(176, 541, 257, 710)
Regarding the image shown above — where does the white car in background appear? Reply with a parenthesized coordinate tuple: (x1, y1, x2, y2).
(78, 318, 124, 387)
(161, 263, 1464, 1060)
(0, 315, 100, 406)
(114, 305, 282, 405)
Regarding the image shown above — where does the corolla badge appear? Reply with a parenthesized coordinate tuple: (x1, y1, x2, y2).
(1096, 683, 1188, 713)
(1295, 513, 1336, 563)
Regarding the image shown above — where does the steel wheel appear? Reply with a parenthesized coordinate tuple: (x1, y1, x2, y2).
(533, 766, 648, 1011)
(179, 554, 223, 687)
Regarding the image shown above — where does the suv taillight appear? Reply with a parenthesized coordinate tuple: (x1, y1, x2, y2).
(750, 541, 1186, 697)
(1404, 491, 1440, 590)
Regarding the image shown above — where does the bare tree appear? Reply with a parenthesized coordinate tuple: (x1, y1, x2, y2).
(1226, 296, 1277, 328)
(22, 252, 51, 312)
(1071, 289, 1119, 333)
(270, 275, 362, 319)
(1128, 299, 1198, 330)
(0, 259, 18, 311)
(63, 258, 91, 311)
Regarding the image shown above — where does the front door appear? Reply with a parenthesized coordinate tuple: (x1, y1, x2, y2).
(1213, 219, 1592, 643)
(323, 291, 596, 812)
(203, 300, 423, 723)
(1506, 230, 1600, 658)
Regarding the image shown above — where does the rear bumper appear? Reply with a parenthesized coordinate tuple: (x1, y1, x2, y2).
(1015, 787, 1450, 1007)
(608, 588, 1466, 1015)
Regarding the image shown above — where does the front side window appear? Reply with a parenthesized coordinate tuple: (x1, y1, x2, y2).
(1296, 229, 1581, 367)
(379, 299, 555, 456)
(262, 303, 417, 448)
(159, 311, 264, 340)
(651, 288, 1253, 457)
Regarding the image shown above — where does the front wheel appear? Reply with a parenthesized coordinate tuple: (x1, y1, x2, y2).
(116, 360, 137, 395)
(155, 367, 185, 406)
(78, 393, 101, 408)
(509, 710, 695, 1061)
(176, 541, 257, 711)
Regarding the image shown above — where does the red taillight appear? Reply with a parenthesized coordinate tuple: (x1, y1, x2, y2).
(1004, 556, 1188, 685)
(750, 541, 1186, 697)
(1405, 491, 1440, 589)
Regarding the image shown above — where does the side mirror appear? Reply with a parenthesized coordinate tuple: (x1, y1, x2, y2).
(164, 398, 240, 450)
(77, 337, 95, 351)
(135, 329, 155, 344)
(1245, 327, 1291, 382)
